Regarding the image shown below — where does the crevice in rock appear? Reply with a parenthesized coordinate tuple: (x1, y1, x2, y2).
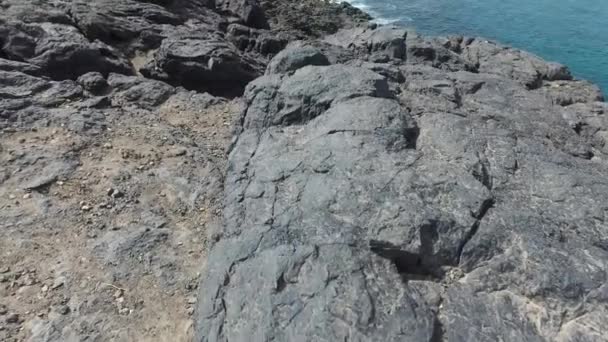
(369, 240, 443, 281)
(471, 157, 493, 190)
(457, 197, 495, 264)
(403, 125, 420, 149)
(0, 39, 7, 59)
(430, 314, 445, 342)
(65, 9, 92, 43)
(275, 273, 287, 293)
(467, 81, 485, 94)
(453, 88, 463, 109)
(573, 121, 586, 135)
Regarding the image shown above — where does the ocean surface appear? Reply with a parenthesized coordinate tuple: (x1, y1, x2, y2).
(347, 0, 608, 94)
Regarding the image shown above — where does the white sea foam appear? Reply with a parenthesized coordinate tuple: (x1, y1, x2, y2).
(372, 17, 400, 25)
(343, 0, 403, 26)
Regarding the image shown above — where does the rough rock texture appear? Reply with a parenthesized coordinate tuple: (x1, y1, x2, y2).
(2, 0, 608, 341)
(261, 0, 371, 38)
(0, 0, 264, 341)
(196, 25, 608, 342)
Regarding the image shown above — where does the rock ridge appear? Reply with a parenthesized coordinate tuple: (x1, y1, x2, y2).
(1, 1, 607, 341)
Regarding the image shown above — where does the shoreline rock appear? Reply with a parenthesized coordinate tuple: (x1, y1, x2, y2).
(1, 1, 607, 342)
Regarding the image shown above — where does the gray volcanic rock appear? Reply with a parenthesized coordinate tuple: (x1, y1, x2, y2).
(243, 64, 391, 128)
(261, 0, 371, 38)
(141, 33, 265, 96)
(227, 23, 289, 55)
(462, 38, 574, 89)
(195, 25, 608, 342)
(265, 41, 330, 75)
(0, 20, 133, 80)
(77, 72, 109, 94)
(2, 1, 608, 341)
(214, 0, 269, 29)
(68, 0, 183, 52)
(325, 25, 407, 61)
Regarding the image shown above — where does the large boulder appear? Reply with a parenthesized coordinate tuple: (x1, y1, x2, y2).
(195, 26, 608, 342)
(215, 0, 269, 29)
(227, 23, 289, 55)
(0, 20, 133, 80)
(325, 25, 407, 61)
(243, 64, 391, 127)
(265, 41, 330, 75)
(68, 0, 183, 52)
(461, 39, 574, 89)
(141, 33, 265, 96)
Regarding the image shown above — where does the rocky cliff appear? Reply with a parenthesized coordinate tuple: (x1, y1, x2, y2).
(1, 1, 607, 342)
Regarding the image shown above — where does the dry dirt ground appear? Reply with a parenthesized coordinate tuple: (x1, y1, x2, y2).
(0, 91, 241, 341)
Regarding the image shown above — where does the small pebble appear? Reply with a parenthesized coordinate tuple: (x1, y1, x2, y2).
(0, 266, 9, 274)
(107, 188, 124, 198)
(51, 277, 65, 290)
(81, 205, 92, 211)
(57, 305, 70, 315)
(23, 193, 31, 199)
(5, 313, 19, 323)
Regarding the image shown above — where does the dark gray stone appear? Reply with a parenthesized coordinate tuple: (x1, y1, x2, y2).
(265, 41, 330, 75)
(141, 34, 265, 96)
(1, 1, 608, 341)
(0, 20, 133, 80)
(215, 0, 268, 29)
(195, 23, 608, 342)
(77, 72, 109, 94)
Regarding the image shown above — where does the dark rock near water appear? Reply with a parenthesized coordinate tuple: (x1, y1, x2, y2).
(261, 0, 371, 38)
(265, 41, 330, 75)
(195, 23, 608, 342)
(1, 1, 608, 341)
(214, 0, 269, 29)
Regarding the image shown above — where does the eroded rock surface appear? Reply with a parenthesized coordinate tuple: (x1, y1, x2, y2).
(1, 1, 608, 341)
(196, 25, 608, 342)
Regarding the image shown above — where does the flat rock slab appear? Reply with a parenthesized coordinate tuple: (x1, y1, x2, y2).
(195, 26, 608, 342)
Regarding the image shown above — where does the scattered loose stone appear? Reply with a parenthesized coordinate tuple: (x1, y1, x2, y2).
(107, 188, 124, 199)
(51, 277, 65, 290)
(5, 313, 19, 324)
(56, 305, 70, 315)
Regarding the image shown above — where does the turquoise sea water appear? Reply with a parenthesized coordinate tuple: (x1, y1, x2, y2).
(347, 0, 608, 94)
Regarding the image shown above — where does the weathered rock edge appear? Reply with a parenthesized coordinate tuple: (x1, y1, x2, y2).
(195, 20, 608, 342)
